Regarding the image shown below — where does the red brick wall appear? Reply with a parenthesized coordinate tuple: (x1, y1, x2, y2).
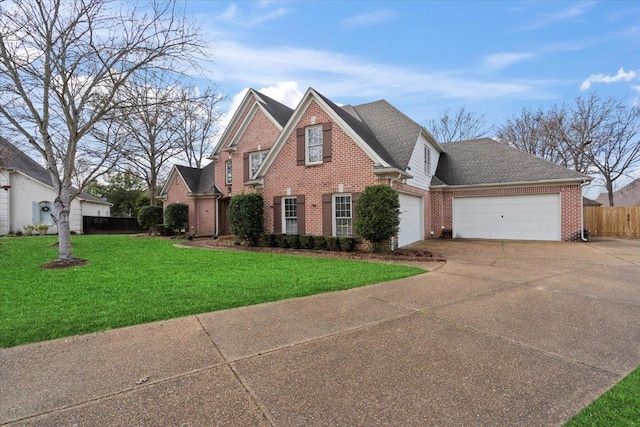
(262, 100, 385, 235)
(430, 184, 584, 241)
(214, 106, 280, 197)
(164, 172, 197, 234)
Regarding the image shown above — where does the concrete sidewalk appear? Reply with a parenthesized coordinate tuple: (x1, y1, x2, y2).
(2, 238, 639, 426)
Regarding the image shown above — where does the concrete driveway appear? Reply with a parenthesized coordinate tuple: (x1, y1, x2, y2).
(1, 238, 639, 426)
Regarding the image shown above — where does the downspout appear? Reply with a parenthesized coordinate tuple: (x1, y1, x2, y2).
(388, 172, 403, 251)
(580, 181, 589, 242)
(215, 194, 221, 238)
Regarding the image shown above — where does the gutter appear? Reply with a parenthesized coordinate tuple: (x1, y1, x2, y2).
(430, 177, 593, 191)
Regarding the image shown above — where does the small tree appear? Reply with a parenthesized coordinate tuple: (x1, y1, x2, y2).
(164, 203, 189, 235)
(229, 193, 264, 246)
(355, 185, 400, 252)
(137, 206, 163, 235)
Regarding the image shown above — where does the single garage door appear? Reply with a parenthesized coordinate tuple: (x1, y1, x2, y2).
(453, 194, 561, 241)
(398, 193, 423, 247)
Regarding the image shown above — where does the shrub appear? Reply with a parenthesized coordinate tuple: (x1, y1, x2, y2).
(276, 234, 289, 248)
(314, 235, 328, 251)
(355, 185, 400, 252)
(326, 236, 341, 251)
(259, 233, 276, 247)
(286, 234, 301, 249)
(339, 237, 356, 252)
(299, 234, 315, 249)
(229, 193, 264, 246)
(164, 203, 189, 234)
(138, 205, 163, 234)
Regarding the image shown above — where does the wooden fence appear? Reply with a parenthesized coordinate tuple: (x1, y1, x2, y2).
(584, 206, 640, 238)
(83, 216, 146, 234)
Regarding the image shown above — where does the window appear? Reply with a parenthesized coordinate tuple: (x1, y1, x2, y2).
(283, 197, 297, 234)
(333, 194, 352, 237)
(249, 150, 268, 177)
(225, 160, 232, 185)
(424, 144, 431, 175)
(306, 125, 323, 164)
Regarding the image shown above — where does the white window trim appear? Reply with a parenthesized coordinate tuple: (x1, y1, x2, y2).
(225, 160, 232, 185)
(305, 125, 323, 165)
(332, 193, 352, 237)
(249, 150, 268, 178)
(282, 196, 297, 234)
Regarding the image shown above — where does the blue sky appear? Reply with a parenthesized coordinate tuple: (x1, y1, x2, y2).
(184, 0, 639, 194)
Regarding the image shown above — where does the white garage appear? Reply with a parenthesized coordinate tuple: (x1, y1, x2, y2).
(398, 193, 423, 247)
(453, 194, 561, 241)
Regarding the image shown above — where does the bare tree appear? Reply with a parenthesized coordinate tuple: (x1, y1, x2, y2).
(496, 93, 640, 205)
(0, 0, 202, 262)
(174, 86, 224, 168)
(426, 105, 491, 142)
(118, 73, 185, 206)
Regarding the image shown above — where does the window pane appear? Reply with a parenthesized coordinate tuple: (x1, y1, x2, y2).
(225, 160, 232, 184)
(283, 197, 297, 234)
(334, 195, 352, 237)
(250, 151, 268, 176)
(306, 126, 323, 163)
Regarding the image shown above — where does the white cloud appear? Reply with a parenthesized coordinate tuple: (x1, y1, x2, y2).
(257, 81, 303, 108)
(580, 67, 638, 90)
(632, 85, 640, 93)
(213, 2, 289, 27)
(483, 52, 535, 70)
(341, 10, 398, 28)
(519, 1, 596, 31)
(206, 40, 538, 101)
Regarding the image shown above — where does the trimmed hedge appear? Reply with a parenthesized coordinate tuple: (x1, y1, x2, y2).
(300, 235, 315, 249)
(339, 237, 356, 252)
(314, 235, 328, 251)
(355, 185, 400, 252)
(326, 236, 340, 251)
(164, 203, 188, 234)
(286, 234, 301, 249)
(259, 233, 276, 247)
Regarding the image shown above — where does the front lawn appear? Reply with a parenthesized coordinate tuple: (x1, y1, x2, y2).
(564, 365, 640, 426)
(0, 235, 423, 348)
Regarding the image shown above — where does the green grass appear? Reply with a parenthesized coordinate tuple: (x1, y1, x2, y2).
(0, 235, 423, 348)
(564, 365, 640, 426)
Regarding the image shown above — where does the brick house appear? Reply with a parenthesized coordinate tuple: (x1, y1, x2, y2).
(162, 87, 591, 243)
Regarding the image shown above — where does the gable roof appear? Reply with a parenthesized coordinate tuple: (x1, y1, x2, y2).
(595, 178, 640, 206)
(432, 138, 590, 187)
(173, 162, 220, 195)
(349, 99, 440, 170)
(0, 136, 110, 204)
(213, 89, 294, 156)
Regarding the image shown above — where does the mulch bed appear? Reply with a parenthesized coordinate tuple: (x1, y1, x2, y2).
(40, 257, 89, 269)
(180, 237, 446, 262)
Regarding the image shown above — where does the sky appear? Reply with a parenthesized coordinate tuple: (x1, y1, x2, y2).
(182, 0, 639, 195)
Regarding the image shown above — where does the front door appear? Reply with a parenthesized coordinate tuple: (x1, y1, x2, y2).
(219, 197, 231, 236)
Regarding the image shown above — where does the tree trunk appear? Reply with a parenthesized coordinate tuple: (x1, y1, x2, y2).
(605, 178, 615, 206)
(54, 191, 73, 260)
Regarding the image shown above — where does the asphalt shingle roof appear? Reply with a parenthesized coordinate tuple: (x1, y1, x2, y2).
(0, 136, 109, 204)
(595, 178, 640, 206)
(352, 100, 424, 170)
(433, 138, 590, 186)
(255, 91, 294, 128)
(175, 163, 220, 195)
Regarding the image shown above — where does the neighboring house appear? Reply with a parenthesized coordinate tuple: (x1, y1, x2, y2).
(583, 197, 602, 206)
(595, 178, 640, 206)
(0, 137, 111, 235)
(164, 87, 591, 244)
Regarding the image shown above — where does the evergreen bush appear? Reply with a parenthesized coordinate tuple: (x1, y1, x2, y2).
(137, 205, 163, 234)
(164, 203, 188, 234)
(355, 185, 400, 252)
(229, 193, 264, 246)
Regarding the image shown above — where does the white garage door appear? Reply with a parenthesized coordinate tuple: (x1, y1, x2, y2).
(453, 194, 561, 241)
(398, 193, 423, 247)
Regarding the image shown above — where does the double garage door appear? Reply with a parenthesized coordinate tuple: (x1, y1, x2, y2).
(453, 194, 561, 241)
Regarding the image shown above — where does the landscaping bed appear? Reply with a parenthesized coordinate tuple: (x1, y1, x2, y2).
(182, 236, 446, 262)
